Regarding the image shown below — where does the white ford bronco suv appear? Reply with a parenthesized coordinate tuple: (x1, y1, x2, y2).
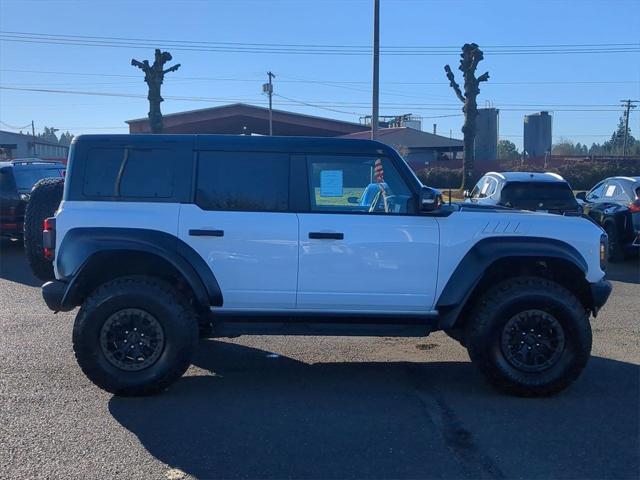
(41, 134, 611, 397)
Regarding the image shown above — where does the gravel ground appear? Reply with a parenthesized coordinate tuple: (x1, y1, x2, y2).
(0, 239, 638, 479)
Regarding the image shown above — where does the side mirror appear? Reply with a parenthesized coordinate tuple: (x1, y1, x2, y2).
(347, 196, 359, 204)
(419, 187, 442, 212)
(575, 191, 587, 201)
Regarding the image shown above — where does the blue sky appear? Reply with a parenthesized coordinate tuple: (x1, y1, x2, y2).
(0, 0, 639, 149)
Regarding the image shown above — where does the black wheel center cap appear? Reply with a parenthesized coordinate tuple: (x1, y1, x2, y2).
(500, 309, 565, 373)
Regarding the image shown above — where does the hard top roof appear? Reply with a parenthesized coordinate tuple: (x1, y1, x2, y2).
(72, 134, 396, 156)
(485, 171, 568, 183)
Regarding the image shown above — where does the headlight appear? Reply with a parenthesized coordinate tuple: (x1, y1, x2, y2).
(600, 234, 608, 271)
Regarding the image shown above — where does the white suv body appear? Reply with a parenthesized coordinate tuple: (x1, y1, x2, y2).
(42, 135, 611, 397)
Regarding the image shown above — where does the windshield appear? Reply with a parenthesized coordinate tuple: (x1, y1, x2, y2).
(12, 166, 65, 192)
(500, 182, 578, 210)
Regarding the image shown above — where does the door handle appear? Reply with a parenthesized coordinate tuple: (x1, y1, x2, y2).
(309, 232, 344, 240)
(189, 229, 224, 237)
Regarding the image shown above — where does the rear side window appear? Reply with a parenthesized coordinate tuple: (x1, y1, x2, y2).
(83, 148, 175, 198)
(196, 151, 289, 211)
(12, 166, 65, 192)
(500, 182, 577, 209)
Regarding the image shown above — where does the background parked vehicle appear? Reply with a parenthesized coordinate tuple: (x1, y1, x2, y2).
(0, 159, 65, 241)
(576, 176, 640, 262)
(465, 171, 582, 215)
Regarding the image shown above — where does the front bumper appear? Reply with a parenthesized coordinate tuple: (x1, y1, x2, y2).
(42, 280, 73, 312)
(590, 278, 612, 314)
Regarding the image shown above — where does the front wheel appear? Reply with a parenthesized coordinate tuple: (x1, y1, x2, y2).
(465, 277, 591, 397)
(73, 276, 198, 395)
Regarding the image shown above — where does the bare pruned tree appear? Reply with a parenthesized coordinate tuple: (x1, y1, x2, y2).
(444, 43, 489, 190)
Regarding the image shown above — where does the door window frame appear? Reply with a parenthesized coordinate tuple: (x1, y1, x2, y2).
(294, 152, 421, 216)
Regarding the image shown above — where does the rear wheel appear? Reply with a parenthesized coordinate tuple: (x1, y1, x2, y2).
(73, 276, 198, 395)
(24, 177, 64, 281)
(465, 276, 591, 397)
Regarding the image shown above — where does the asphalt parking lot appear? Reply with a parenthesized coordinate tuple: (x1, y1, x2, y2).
(0, 239, 638, 480)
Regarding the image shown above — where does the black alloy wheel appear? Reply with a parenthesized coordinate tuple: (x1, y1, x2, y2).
(500, 309, 565, 373)
(99, 308, 166, 371)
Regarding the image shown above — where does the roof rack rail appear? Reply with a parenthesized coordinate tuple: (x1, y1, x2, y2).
(10, 158, 64, 165)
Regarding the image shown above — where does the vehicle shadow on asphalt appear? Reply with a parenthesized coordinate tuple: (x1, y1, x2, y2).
(607, 259, 639, 284)
(109, 340, 640, 479)
(0, 239, 41, 287)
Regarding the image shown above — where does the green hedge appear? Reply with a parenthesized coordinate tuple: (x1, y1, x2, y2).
(418, 162, 640, 190)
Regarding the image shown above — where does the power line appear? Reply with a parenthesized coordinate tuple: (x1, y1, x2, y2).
(1, 32, 638, 55)
(2, 68, 637, 86)
(1, 85, 630, 111)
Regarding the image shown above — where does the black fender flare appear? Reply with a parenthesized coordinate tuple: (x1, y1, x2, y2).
(56, 228, 223, 309)
(436, 236, 588, 329)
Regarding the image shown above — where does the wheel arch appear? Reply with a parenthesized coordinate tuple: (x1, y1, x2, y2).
(436, 237, 591, 330)
(57, 228, 223, 311)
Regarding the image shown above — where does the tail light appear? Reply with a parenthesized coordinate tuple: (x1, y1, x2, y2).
(628, 201, 640, 213)
(43, 217, 56, 260)
(599, 234, 608, 271)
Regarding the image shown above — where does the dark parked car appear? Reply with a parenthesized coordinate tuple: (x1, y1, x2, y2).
(465, 172, 581, 215)
(0, 159, 65, 240)
(577, 176, 640, 261)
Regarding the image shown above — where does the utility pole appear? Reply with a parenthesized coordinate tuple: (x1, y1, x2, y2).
(31, 121, 36, 157)
(620, 99, 638, 157)
(371, 0, 380, 140)
(263, 72, 276, 136)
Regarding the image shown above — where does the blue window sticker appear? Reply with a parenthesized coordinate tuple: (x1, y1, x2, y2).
(320, 170, 343, 197)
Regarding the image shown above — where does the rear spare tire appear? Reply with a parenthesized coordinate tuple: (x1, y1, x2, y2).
(24, 177, 64, 281)
(73, 276, 198, 396)
(465, 276, 591, 397)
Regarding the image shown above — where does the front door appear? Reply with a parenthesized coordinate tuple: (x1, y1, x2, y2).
(178, 151, 298, 310)
(297, 154, 439, 312)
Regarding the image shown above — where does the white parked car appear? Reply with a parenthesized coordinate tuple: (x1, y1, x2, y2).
(40, 135, 611, 397)
(466, 171, 582, 215)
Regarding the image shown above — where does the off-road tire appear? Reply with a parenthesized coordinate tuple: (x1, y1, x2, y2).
(604, 221, 624, 262)
(73, 276, 198, 396)
(465, 276, 591, 397)
(24, 177, 64, 281)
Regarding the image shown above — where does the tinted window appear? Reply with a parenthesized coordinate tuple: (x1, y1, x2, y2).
(196, 151, 289, 211)
(83, 148, 174, 198)
(120, 149, 174, 198)
(0, 167, 17, 195)
(586, 181, 606, 201)
(500, 182, 577, 210)
(13, 166, 64, 192)
(471, 176, 498, 199)
(307, 155, 413, 214)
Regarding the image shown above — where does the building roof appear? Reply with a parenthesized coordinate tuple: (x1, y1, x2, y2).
(0, 129, 68, 148)
(341, 127, 463, 149)
(125, 103, 369, 137)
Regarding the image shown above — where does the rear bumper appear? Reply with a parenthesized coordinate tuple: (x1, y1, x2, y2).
(42, 280, 74, 312)
(590, 278, 612, 313)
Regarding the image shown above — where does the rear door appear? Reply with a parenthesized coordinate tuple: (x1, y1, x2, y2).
(178, 151, 299, 310)
(296, 154, 439, 313)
